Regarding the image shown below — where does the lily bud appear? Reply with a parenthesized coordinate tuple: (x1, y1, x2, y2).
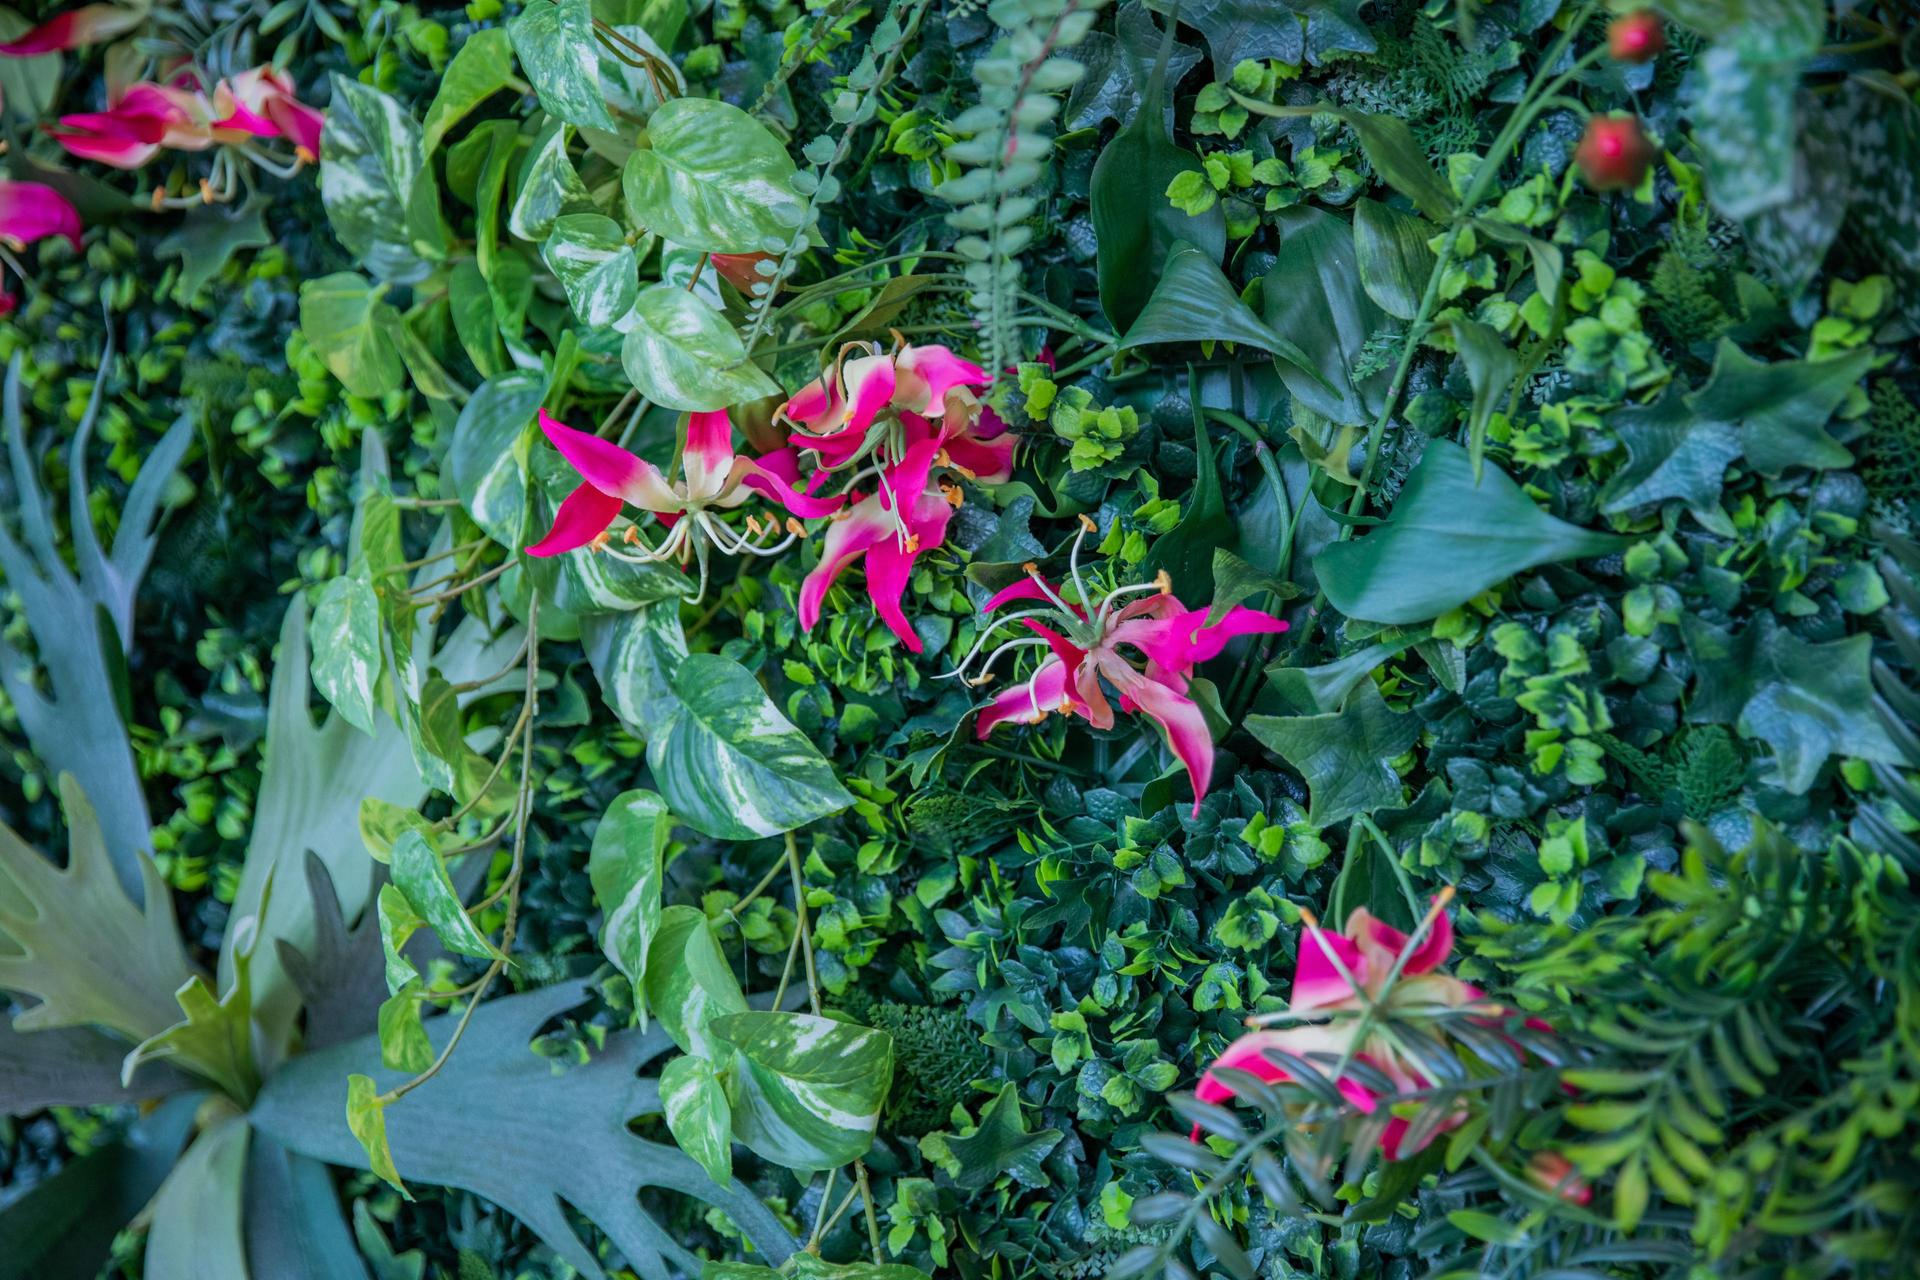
(1607, 10, 1665, 63)
(1526, 1152, 1593, 1206)
(1575, 115, 1654, 192)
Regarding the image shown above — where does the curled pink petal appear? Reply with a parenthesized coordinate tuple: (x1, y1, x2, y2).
(893, 343, 988, 415)
(780, 374, 842, 434)
(266, 96, 324, 154)
(1121, 673, 1215, 815)
(731, 448, 846, 519)
(863, 486, 952, 652)
(537, 409, 681, 512)
(839, 353, 897, 434)
(1290, 924, 1367, 1011)
(943, 429, 1014, 485)
(797, 497, 890, 632)
(525, 482, 622, 557)
(1354, 899, 1454, 976)
(982, 577, 1068, 614)
(0, 182, 82, 250)
(0, 3, 144, 55)
(976, 657, 1072, 736)
(682, 409, 735, 503)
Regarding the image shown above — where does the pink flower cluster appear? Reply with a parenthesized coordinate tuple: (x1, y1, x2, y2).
(529, 336, 1284, 812)
(0, 180, 82, 314)
(51, 65, 323, 170)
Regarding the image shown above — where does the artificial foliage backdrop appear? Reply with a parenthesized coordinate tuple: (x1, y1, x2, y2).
(0, 1, 1917, 1279)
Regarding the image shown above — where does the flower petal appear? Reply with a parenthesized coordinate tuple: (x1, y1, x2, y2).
(797, 495, 890, 632)
(682, 409, 735, 503)
(976, 657, 1071, 737)
(524, 482, 622, 557)
(266, 96, 325, 154)
(893, 343, 988, 415)
(839, 352, 897, 433)
(943, 428, 1015, 485)
(729, 447, 846, 519)
(982, 577, 1066, 614)
(0, 181, 81, 250)
(537, 408, 681, 511)
(1122, 673, 1216, 815)
(1290, 921, 1368, 1011)
(1350, 899, 1454, 977)
(864, 487, 952, 653)
(0, 3, 144, 55)
(780, 373, 843, 435)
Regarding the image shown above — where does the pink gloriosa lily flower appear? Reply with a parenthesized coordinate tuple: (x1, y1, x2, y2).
(50, 65, 322, 172)
(780, 338, 1015, 652)
(966, 518, 1286, 813)
(0, 3, 144, 55)
(1192, 892, 1542, 1162)
(526, 408, 843, 604)
(0, 181, 82, 315)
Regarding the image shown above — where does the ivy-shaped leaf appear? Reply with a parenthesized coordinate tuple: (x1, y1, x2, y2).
(917, 1082, 1063, 1191)
(1246, 680, 1419, 826)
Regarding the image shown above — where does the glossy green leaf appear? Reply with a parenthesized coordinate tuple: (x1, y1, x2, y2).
(1139, 406, 1234, 602)
(308, 570, 382, 735)
(1261, 207, 1392, 425)
(713, 1011, 893, 1172)
(918, 1083, 1063, 1191)
(508, 122, 593, 242)
(378, 984, 434, 1072)
(346, 1072, 410, 1197)
(1353, 198, 1434, 321)
(1315, 440, 1626, 624)
(1142, 0, 1374, 74)
(449, 258, 505, 377)
(377, 882, 424, 995)
(589, 789, 670, 1013)
(391, 829, 500, 961)
(1120, 241, 1327, 391)
(620, 285, 781, 411)
(543, 213, 640, 329)
(510, 0, 616, 131)
(621, 98, 803, 253)
(450, 370, 543, 548)
(647, 653, 855, 839)
(1451, 317, 1517, 476)
(644, 905, 748, 1058)
(660, 1053, 733, 1186)
(320, 75, 429, 283)
(1088, 12, 1223, 331)
(1598, 385, 1741, 523)
(423, 28, 516, 156)
(1246, 680, 1418, 826)
(299, 273, 405, 399)
(582, 602, 688, 739)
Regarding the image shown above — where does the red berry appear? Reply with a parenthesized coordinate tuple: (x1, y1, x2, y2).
(1607, 10, 1665, 63)
(1575, 115, 1654, 192)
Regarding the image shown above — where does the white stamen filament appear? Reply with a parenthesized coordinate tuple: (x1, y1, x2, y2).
(938, 607, 1061, 681)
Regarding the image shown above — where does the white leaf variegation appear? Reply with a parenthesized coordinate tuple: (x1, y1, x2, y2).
(646, 654, 854, 840)
(589, 790, 670, 1023)
(659, 1053, 733, 1187)
(713, 1011, 893, 1173)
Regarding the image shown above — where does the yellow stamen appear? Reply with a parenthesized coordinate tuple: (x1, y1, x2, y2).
(1022, 561, 1040, 576)
(590, 531, 611, 552)
(906, 533, 921, 553)
(198, 178, 214, 204)
(151, 187, 167, 212)
(745, 514, 764, 536)
(968, 672, 997, 687)
(1078, 513, 1097, 533)
(785, 517, 807, 538)
(622, 526, 641, 545)
(294, 145, 316, 165)
(1153, 570, 1172, 595)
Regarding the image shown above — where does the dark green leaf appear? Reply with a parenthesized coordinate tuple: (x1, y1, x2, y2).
(1121, 241, 1328, 392)
(1352, 197, 1434, 321)
(1247, 680, 1418, 826)
(1260, 206, 1392, 425)
(1686, 339, 1873, 475)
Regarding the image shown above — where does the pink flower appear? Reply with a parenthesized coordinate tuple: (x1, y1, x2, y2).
(778, 339, 993, 469)
(50, 80, 212, 168)
(782, 339, 1014, 652)
(1191, 895, 1517, 1161)
(0, 181, 83, 314)
(50, 66, 321, 170)
(0, 3, 144, 55)
(968, 530, 1286, 813)
(1526, 1152, 1592, 1206)
(524, 409, 843, 605)
(212, 66, 324, 158)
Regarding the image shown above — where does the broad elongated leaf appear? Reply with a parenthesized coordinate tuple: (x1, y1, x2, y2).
(452, 370, 544, 549)
(543, 212, 641, 329)
(511, 0, 616, 131)
(1121, 241, 1326, 390)
(1142, 0, 1374, 74)
(1352, 198, 1434, 320)
(391, 829, 500, 961)
(0, 1020, 188, 1113)
(621, 285, 781, 412)
(1315, 440, 1626, 624)
(244, 1135, 371, 1280)
(647, 653, 855, 838)
(320, 75, 429, 283)
(252, 980, 796, 1280)
(0, 775, 192, 1042)
(1261, 206, 1392, 425)
(645, 906, 748, 1059)
(423, 27, 515, 156)
(621, 98, 803, 253)
(590, 789, 670, 1010)
(300, 273, 405, 399)
(309, 569, 383, 734)
(713, 1010, 893, 1172)
(144, 1116, 249, 1280)
(659, 1053, 733, 1185)
(508, 122, 593, 241)
(1088, 9, 1223, 331)
(1452, 317, 1517, 474)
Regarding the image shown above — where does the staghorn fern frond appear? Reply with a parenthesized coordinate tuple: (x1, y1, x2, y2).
(939, 0, 1104, 373)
